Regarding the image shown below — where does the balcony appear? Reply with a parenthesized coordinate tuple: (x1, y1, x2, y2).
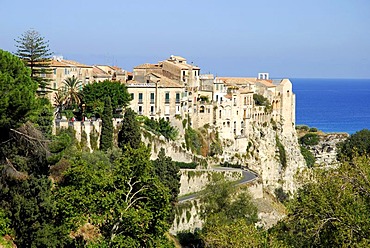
(165, 100, 170, 104)
(138, 100, 143, 104)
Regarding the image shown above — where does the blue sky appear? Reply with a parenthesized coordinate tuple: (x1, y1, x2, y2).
(1, 0, 370, 78)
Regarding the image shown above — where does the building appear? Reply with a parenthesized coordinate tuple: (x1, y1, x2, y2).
(126, 55, 296, 137)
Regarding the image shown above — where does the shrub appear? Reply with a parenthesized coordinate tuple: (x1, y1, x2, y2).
(309, 127, 318, 132)
(299, 133, 319, 146)
(174, 161, 197, 169)
(296, 125, 309, 131)
(276, 136, 287, 169)
(300, 146, 315, 168)
(274, 187, 289, 203)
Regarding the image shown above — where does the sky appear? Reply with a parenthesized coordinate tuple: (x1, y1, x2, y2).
(1, 0, 370, 78)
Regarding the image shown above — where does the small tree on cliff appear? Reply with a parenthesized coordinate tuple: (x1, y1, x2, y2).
(100, 96, 113, 151)
(118, 108, 141, 151)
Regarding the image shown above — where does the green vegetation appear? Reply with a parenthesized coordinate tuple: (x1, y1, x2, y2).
(272, 156, 370, 247)
(0, 49, 39, 141)
(337, 129, 370, 160)
(253, 93, 272, 113)
(81, 80, 131, 118)
(300, 146, 315, 168)
(299, 133, 320, 146)
(99, 96, 113, 151)
(174, 161, 198, 169)
(185, 127, 202, 155)
(143, 117, 179, 141)
(15, 29, 52, 94)
(276, 135, 287, 169)
(118, 108, 142, 151)
(0, 52, 177, 247)
(152, 148, 181, 224)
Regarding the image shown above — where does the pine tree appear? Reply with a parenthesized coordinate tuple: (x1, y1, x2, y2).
(15, 29, 52, 95)
(118, 108, 141, 150)
(100, 96, 113, 151)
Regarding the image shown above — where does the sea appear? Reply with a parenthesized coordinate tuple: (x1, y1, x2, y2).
(291, 78, 370, 134)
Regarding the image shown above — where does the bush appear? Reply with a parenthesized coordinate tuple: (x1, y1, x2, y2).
(276, 136, 287, 169)
(300, 146, 315, 168)
(220, 161, 242, 168)
(299, 133, 319, 146)
(337, 129, 370, 160)
(174, 161, 197, 169)
(296, 125, 309, 131)
(274, 187, 289, 203)
(253, 94, 272, 112)
(309, 127, 318, 132)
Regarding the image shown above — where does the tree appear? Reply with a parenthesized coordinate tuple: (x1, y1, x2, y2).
(0, 49, 39, 142)
(14, 29, 52, 95)
(81, 80, 131, 118)
(152, 148, 180, 224)
(55, 146, 173, 247)
(337, 129, 370, 160)
(100, 96, 113, 151)
(62, 75, 82, 110)
(196, 175, 260, 248)
(200, 174, 258, 225)
(271, 156, 370, 247)
(118, 108, 142, 150)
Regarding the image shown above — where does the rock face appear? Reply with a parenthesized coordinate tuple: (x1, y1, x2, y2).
(223, 121, 306, 194)
(308, 133, 349, 167)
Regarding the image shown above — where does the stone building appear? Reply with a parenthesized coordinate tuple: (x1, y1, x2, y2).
(126, 55, 296, 141)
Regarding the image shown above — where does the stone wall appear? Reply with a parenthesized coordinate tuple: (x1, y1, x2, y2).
(179, 169, 243, 196)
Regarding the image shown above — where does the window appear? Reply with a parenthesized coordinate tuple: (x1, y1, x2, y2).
(150, 92, 155, 104)
(130, 93, 134, 100)
(176, 105, 180, 114)
(53, 82, 57, 90)
(150, 106, 155, 115)
(176, 93, 180, 103)
(200, 106, 205, 113)
(53, 69, 57, 75)
(138, 93, 143, 104)
(138, 106, 143, 115)
(165, 92, 170, 104)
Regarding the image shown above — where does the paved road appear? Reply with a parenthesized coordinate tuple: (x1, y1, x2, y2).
(178, 168, 258, 203)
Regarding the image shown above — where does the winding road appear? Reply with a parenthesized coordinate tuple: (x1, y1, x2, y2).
(178, 167, 258, 203)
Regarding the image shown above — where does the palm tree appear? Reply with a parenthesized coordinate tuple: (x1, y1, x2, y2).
(62, 75, 82, 110)
(53, 90, 66, 119)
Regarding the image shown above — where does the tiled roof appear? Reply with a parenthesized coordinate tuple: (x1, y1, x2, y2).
(50, 58, 92, 68)
(150, 73, 183, 88)
(133, 63, 162, 69)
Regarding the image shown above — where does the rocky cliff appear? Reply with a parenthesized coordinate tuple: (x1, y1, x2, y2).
(223, 121, 306, 194)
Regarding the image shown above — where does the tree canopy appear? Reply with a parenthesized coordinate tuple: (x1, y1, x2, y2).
(100, 96, 113, 151)
(118, 108, 142, 151)
(0, 49, 39, 141)
(337, 129, 370, 160)
(271, 156, 370, 247)
(81, 80, 131, 117)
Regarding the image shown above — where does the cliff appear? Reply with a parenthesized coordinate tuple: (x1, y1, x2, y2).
(223, 120, 306, 194)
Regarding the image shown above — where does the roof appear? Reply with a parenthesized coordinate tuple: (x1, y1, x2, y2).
(150, 73, 183, 88)
(163, 60, 200, 70)
(217, 77, 275, 88)
(133, 63, 162, 69)
(50, 58, 92, 68)
(125, 73, 183, 88)
(92, 66, 110, 77)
